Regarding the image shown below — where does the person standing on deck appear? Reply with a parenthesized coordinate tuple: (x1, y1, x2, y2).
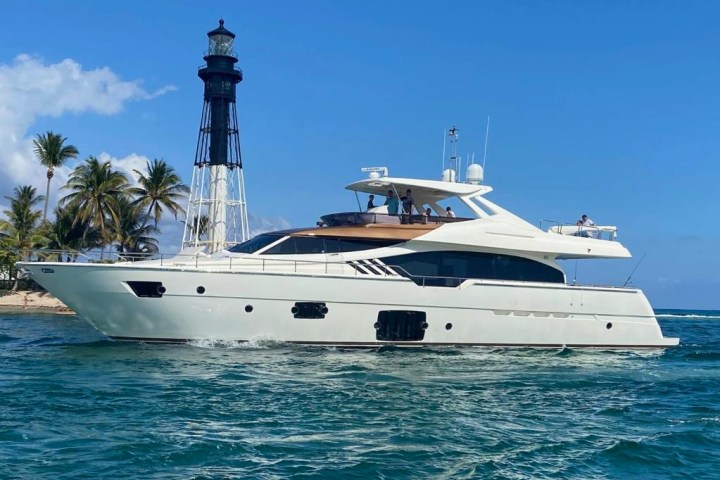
(402, 189, 415, 215)
(366, 194, 375, 211)
(384, 190, 399, 215)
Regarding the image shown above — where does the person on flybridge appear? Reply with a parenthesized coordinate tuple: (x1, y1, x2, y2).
(575, 214, 596, 238)
(446, 206, 456, 218)
(422, 207, 432, 224)
(384, 190, 399, 215)
(366, 195, 375, 211)
(400, 189, 416, 224)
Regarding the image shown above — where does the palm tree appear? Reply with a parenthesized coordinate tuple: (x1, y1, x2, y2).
(0, 185, 46, 260)
(111, 196, 159, 257)
(61, 156, 129, 247)
(183, 214, 209, 244)
(129, 159, 189, 228)
(33, 131, 79, 222)
(40, 205, 101, 261)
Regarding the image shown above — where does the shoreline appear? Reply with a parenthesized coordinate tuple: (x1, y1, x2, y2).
(0, 291, 75, 315)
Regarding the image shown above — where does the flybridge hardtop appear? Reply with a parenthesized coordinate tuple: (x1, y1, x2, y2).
(347, 176, 493, 200)
(322, 171, 630, 261)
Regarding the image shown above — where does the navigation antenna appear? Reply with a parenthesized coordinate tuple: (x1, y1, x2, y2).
(441, 129, 446, 173)
(447, 126, 460, 182)
(623, 253, 647, 287)
(482, 116, 490, 173)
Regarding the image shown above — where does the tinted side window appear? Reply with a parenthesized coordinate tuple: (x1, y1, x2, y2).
(262, 237, 402, 255)
(263, 237, 297, 255)
(263, 236, 334, 255)
(294, 237, 326, 254)
(227, 234, 283, 254)
(323, 238, 340, 253)
(383, 251, 563, 285)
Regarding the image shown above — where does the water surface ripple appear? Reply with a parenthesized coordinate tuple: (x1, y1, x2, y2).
(1, 311, 718, 479)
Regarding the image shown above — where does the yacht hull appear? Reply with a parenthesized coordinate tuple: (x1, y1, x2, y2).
(19, 262, 678, 348)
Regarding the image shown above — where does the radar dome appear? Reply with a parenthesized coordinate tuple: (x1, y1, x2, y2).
(466, 164, 484, 185)
(442, 168, 456, 183)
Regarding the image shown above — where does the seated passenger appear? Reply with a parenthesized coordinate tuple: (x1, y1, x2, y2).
(574, 214, 596, 237)
(366, 194, 375, 211)
(580, 214, 595, 227)
(446, 206, 456, 218)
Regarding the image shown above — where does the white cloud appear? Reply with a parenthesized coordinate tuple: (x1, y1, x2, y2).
(0, 54, 174, 200)
(95, 152, 150, 187)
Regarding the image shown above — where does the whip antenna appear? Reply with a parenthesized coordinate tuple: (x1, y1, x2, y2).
(482, 116, 490, 172)
(623, 253, 647, 287)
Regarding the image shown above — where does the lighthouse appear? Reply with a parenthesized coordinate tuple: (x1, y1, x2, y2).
(182, 19, 250, 253)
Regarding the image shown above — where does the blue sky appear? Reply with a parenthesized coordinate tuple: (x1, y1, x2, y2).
(0, 1, 718, 309)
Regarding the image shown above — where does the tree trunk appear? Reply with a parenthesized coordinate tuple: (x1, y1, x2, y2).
(140, 201, 156, 230)
(42, 173, 52, 222)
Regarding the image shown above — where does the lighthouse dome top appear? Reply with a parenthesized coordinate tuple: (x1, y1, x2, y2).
(206, 19, 236, 57)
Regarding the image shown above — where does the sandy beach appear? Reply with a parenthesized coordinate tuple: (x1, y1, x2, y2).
(0, 291, 75, 314)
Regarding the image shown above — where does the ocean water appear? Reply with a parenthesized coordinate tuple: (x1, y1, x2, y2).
(1, 310, 719, 480)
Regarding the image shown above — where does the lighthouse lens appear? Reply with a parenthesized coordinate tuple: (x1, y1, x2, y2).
(210, 34, 233, 56)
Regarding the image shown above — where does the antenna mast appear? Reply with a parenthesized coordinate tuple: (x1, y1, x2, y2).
(441, 129, 446, 173)
(448, 126, 459, 182)
(482, 116, 490, 172)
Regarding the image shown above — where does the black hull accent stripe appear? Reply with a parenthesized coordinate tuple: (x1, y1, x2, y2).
(109, 336, 674, 348)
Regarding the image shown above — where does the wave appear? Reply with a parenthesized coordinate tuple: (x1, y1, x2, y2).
(0, 333, 17, 343)
(681, 351, 720, 361)
(186, 336, 286, 349)
(656, 314, 720, 319)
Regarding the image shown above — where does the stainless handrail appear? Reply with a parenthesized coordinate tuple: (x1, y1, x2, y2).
(543, 222, 618, 241)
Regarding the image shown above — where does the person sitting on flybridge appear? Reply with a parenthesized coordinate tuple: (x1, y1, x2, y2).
(446, 206, 456, 218)
(422, 207, 432, 224)
(366, 194, 375, 211)
(575, 214, 596, 238)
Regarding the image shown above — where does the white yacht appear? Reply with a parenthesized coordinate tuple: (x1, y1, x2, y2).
(19, 168, 678, 348)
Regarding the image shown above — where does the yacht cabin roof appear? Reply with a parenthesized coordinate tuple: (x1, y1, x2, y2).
(346, 177, 492, 201)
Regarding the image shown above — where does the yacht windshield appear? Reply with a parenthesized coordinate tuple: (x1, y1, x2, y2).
(227, 234, 284, 254)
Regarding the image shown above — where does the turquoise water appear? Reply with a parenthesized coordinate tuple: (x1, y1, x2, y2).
(1, 310, 719, 479)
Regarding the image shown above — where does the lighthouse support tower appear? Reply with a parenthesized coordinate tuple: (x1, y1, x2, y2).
(182, 20, 249, 253)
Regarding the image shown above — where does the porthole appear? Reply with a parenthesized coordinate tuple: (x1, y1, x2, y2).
(373, 322, 381, 330)
(245, 305, 253, 313)
(445, 323, 453, 330)
(291, 306, 299, 315)
(606, 322, 613, 330)
(196, 286, 205, 294)
(420, 322, 429, 330)
(157, 285, 167, 295)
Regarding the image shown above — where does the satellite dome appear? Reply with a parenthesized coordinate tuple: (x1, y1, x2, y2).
(466, 164, 484, 185)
